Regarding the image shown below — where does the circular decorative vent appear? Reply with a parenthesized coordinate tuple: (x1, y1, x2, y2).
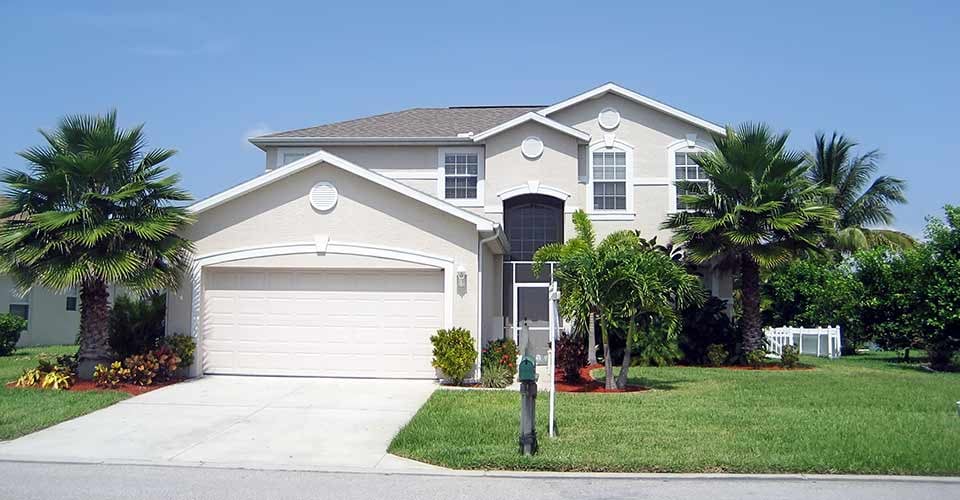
(309, 182, 338, 211)
(521, 136, 544, 159)
(598, 108, 621, 130)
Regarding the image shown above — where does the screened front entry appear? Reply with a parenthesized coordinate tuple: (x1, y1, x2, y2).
(502, 194, 564, 364)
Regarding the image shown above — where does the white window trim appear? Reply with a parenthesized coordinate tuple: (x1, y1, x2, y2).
(667, 139, 712, 213)
(436, 146, 484, 208)
(587, 140, 635, 219)
(8, 291, 31, 325)
(274, 147, 319, 169)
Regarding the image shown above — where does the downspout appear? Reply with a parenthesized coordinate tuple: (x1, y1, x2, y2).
(476, 230, 502, 381)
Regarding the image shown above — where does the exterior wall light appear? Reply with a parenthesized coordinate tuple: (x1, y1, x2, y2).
(456, 265, 467, 288)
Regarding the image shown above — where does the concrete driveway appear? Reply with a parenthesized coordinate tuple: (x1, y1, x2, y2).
(0, 376, 437, 470)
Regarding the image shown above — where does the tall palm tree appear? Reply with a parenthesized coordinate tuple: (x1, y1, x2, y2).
(806, 132, 912, 253)
(662, 123, 837, 353)
(0, 111, 194, 377)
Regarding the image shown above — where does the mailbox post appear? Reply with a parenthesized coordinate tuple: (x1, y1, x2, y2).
(518, 319, 538, 455)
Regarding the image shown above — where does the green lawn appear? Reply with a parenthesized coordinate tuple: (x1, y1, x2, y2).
(389, 353, 960, 475)
(0, 345, 128, 440)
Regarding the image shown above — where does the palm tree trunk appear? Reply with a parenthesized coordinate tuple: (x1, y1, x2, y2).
(77, 278, 113, 379)
(599, 321, 615, 389)
(615, 321, 635, 389)
(587, 312, 597, 365)
(740, 255, 764, 354)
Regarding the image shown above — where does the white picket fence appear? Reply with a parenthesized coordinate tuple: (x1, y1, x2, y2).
(765, 326, 842, 359)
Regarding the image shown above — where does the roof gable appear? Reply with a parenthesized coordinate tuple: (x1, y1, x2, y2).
(537, 83, 726, 135)
(470, 112, 591, 142)
(189, 150, 497, 231)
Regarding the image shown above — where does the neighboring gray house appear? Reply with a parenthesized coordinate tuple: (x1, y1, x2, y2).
(0, 276, 79, 347)
(167, 82, 733, 378)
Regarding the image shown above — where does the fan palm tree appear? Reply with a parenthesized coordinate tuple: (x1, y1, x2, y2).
(806, 132, 912, 253)
(0, 111, 194, 377)
(662, 123, 837, 353)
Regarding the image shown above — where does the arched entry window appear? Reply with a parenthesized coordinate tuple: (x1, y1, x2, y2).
(503, 194, 564, 261)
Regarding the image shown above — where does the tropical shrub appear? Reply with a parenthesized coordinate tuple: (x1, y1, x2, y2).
(109, 293, 167, 360)
(0, 313, 27, 356)
(15, 354, 75, 390)
(480, 338, 518, 388)
(746, 348, 767, 369)
(763, 258, 865, 353)
(93, 362, 127, 389)
(780, 345, 800, 369)
(556, 332, 587, 382)
(706, 344, 728, 367)
(430, 327, 475, 385)
(632, 324, 682, 367)
(121, 346, 181, 386)
(677, 297, 738, 365)
(160, 334, 196, 367)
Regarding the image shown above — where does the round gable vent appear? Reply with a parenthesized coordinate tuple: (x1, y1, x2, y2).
(309, 182, 338, 211)
(598, 108, 621, 130)
(521, 136, 544, 159)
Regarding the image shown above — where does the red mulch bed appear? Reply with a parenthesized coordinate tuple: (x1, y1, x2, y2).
(7, 378, 183, 396)
(555, 363, 649, 393)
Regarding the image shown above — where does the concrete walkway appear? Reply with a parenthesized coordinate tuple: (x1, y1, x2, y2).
(0, 376, 438, 470)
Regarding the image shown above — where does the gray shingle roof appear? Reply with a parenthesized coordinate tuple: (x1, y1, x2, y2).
(260, 106, 544, 139)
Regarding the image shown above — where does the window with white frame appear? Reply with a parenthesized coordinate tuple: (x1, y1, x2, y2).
(441, 150, 480, 200)
(674, 151, 709, 210)
(591, 148, 628, 210)
(8, 291, 29, 323)
(66, 287, 78, 312)
(280, 152, 309, 166)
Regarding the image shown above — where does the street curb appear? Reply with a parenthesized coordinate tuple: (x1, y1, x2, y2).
(1, 456, 958, 483)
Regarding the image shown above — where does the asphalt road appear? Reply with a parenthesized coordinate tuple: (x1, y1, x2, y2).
(0, 461, 957, 500)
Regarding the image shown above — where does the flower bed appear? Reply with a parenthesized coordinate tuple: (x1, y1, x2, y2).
(555, 363, 648, 393)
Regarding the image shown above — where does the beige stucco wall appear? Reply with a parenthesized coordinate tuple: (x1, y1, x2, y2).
(265, 146, 440, 194)
(1, 276, 79, 347)
(167, 161, 486, 375)
(549, 93, 719, 240)
(480, 243, 503, 346)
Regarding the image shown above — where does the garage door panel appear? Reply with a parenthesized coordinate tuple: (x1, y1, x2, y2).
(202, 269, 443, 378)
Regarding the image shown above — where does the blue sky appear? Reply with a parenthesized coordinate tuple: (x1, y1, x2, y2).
(1, 1, 957, 236)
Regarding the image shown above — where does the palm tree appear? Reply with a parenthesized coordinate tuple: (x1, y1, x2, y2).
(806, 132, 912, 253)
(533, 211, 702, 389)
(533, 211, 633, 389)
(662, 123, 837, 354)
(611, 240, 703, 389)
(0, 111, 194, 377)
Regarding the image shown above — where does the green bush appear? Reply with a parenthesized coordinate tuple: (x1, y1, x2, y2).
(480, 338, 518, 388)
(430, 327, 475, 385)
(0, 313, 27, 356)
(780, 344, 800, 369)
(633, 324, 681, 367)
(763, 258, 864, 353)
(161, 334, 196, 367)
(706, 343, 728, 367)
(746, 348, 767, 369)
(556, 332, 587, 382)
(109, 293, 166, 359)
(678, 297, 738, 365)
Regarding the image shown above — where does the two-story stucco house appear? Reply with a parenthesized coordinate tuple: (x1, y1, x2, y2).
(166, 83, 733, 378)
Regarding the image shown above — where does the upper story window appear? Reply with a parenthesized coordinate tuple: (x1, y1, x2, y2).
(437, 147, 483, 206)
(674, 151, 708, 210)
(588, 143, 633, 216)
(592, 149, 627, 210)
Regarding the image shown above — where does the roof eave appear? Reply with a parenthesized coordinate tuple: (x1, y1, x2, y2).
(248, 136, 475, 150)
(470, 112, 591, 143)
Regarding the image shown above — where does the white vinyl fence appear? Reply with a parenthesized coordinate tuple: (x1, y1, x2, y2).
(765, 326, 842, 359)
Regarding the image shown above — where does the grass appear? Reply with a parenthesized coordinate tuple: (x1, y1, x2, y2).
(389, 352, 960, 475)
(0, 345, 128, 440)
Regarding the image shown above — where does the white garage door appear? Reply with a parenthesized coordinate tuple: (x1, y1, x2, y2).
(202, 268, 443, 378)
